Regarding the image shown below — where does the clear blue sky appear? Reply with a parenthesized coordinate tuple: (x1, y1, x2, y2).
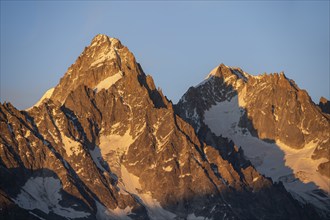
(1, 1, 329, 110)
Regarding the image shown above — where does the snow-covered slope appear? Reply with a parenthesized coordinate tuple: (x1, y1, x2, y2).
(176, 63, 330, 217)
(14, 177, 90, 218)
(94, 71, 123, 93)
(204, 95, 330, 212)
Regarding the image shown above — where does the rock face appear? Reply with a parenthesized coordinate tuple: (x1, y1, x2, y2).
(175, 64, 330, 217)
(319, 97, 330, 114)
(0, 35, 322, 219)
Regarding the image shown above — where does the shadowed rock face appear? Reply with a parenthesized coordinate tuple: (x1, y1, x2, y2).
(319, 97, 330, 114)
(175, 64, 330, 217)
(0, 35, 321, 219)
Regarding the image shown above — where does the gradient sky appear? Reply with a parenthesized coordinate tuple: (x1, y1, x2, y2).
(1, 1, 329, 110)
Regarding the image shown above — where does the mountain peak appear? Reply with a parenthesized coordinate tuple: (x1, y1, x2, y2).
(206, 63, 229, 78)
(90, 34, 122, 49)
(42, 34, 137, 105)
(206, 63, 249, 84)
(91, 33, 109, 42)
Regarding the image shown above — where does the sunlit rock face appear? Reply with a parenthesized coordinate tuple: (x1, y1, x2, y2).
(176, 64, 330, 217)
(0, 35, 322, 219)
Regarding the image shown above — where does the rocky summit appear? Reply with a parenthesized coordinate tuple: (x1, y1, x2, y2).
(0, 34, 328, 220)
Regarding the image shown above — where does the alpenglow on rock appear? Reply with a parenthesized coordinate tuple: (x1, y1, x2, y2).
(0, 34, 325, 219)
(175, 63, 330, 218)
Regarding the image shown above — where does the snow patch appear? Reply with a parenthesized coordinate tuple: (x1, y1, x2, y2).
(90, 47, 118, 67)
(25, 130, 31, 138)
(95, 201, 132, 220)
(27, 88, 54, 110)
(61, 133, 83, 157)
(179, 173, 191, 178)
(120, 165, 176, 220)
(155, 131, 173, 151)
(94, 71, 123, 93)
(275, 139, 329, 191)
(162, 165, 173, 172)
(14, 177, 90, 218)
(99, 129, 135, 157)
